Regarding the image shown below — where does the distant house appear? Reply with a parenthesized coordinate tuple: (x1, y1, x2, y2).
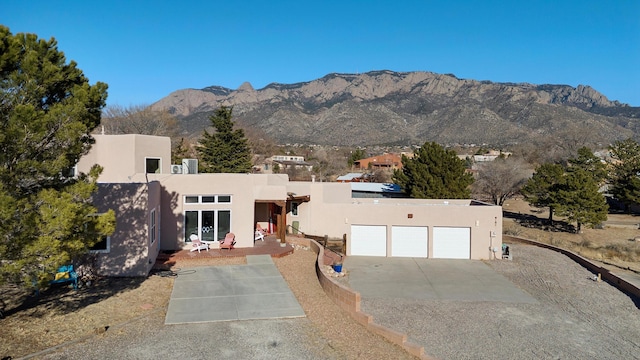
(459, 150, 511, 164)
(354, 153, 405, 170)
(254, 155, 313, 174)
(336, 173, 369, 183)
(75, 134, 503, 277)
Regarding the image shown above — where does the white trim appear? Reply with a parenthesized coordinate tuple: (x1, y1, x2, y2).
(145, 157, 162, 174)
(184, 209, 232, 242)
(150, 208, 157, 245)
(183, 195, 233, 204)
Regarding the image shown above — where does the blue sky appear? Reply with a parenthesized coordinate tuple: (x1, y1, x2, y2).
(4, 0, 639, 106)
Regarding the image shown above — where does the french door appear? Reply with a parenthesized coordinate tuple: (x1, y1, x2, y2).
(184, 210, 231, 242)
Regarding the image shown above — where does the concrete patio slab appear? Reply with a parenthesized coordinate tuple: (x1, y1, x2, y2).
(344, 257, 537, 303)
(165, 255, 305, 325)
(246, 254, 275, 265)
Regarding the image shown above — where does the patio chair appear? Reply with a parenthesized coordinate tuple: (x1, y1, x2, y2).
(189, 234, 209, 253)
(254, 230, 265, 242)
(220, 232, 236, 250)
(256, 223, 268, 235)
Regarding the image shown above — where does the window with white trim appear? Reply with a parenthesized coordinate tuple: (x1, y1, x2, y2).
(89, 236, 110, 253)
(185, 210, 231, 242)
(150, 208, 157, 245)
(290, 201, 299, 216)
(183, 195, 232, 204)
(145, 157, 161, 173)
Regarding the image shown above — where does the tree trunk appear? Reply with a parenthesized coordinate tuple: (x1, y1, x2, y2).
(548, 206, 554, 223)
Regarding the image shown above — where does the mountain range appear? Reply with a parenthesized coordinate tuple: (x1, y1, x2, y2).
(151, 70, 640, 147)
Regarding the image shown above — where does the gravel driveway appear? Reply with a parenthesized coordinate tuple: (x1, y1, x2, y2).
(360, 243, 640, 360)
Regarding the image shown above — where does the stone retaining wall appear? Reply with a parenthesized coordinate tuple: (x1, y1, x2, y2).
(504, 235, 640, 300)
(286, 236, 434, 360)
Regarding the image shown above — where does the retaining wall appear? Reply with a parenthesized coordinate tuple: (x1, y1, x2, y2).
(504, 235, 640, 300)
(286, 236, 434, 360)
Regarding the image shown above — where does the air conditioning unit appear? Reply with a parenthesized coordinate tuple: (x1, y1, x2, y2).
(182, 159, 198, 174)
(170, 164, 183, 174)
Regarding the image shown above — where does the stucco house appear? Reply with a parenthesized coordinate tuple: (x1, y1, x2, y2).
(76, 134, 503, 277)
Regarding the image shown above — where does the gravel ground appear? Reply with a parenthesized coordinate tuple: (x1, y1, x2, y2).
(360, 243, 640, 360)
(33, 247, 414, 360)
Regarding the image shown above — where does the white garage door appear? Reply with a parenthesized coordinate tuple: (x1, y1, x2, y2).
(391, 226, 428, 257)
(432, 227, 471, 259)
(350, 225, 387, 256)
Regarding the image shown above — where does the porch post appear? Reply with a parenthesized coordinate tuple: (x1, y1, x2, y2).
(277, 204, 286, 242)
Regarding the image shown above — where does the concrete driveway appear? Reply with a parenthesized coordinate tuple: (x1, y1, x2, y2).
(165, 255, 305, 324)
(344, 257, 537, 303)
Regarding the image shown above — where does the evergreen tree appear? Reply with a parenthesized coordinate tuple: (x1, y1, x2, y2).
(197, 106, 252, 173)
(393, 142, 473, 199)
(347, 148, 366, 167)
(608, 138, 640, 212)
(0, 26, 115, 288)
(568, 147, 607, 185)
(171, 137, 193, 164)
(555, 168, 608, 233)
(521, 163, 564, 222)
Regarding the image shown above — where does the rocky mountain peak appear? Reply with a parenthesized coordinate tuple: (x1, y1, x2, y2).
(152, 70, 638, 146)
(238, 82, 255, 92)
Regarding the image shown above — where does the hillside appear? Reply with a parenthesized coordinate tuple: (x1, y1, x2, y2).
(152, 70, 640, 147)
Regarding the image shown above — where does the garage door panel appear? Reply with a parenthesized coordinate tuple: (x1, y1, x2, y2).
(433, 227, 470, 259)
(392, 226, 428, 257)
(350, 225, 387, 256)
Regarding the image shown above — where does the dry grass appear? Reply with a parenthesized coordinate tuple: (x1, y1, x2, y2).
(503, 198, 640, 272)
(0, 275, 174, 358)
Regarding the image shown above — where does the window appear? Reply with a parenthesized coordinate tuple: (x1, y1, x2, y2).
(64, 164, 78, 178)
(185, 210, 232, 242)
(183, 195, 232, 204)
(290, 202, 299, 216)
(89, 236, 110, 253)
(145, 158, 161, 173)
(150, 209, 157, 245)
(185, 196, 199, 203)
(86, 213, 111, 253)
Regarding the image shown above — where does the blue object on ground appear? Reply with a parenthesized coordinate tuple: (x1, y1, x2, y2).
(50, 265, 78, 290)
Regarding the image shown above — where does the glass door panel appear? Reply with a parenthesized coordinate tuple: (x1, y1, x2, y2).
(185, 211, 198, 242)
(201, 211, 215, 241)
(217, 210, 231, 241)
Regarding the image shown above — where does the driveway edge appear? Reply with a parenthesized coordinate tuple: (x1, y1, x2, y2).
(286, 236, 435, 360)
(504, 235, 640, 300)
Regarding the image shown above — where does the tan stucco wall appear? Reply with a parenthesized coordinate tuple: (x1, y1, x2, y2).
(285, 182, 502, 260)
(83, 135, 503, 278)
(77, 134, 171, 182)
(94, 183, 151, 276)
(146, 181, 162, 274)
(140, 173, 288, 250)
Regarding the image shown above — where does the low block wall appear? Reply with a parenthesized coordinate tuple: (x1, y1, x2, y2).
(287, 236, 434, 360)
(504, 235, 640, 300)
